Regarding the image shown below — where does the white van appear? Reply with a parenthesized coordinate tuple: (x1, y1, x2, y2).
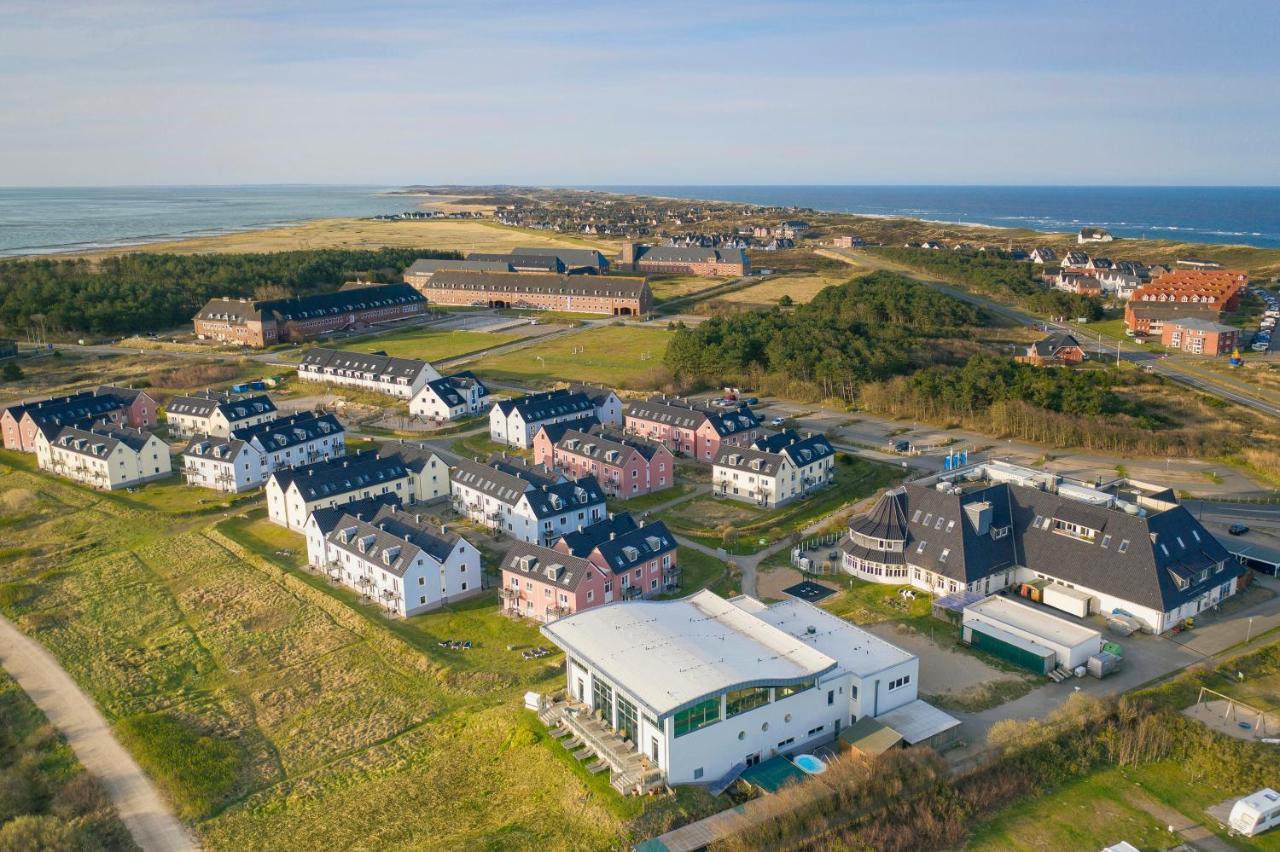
(1229, 788, 1280, 837)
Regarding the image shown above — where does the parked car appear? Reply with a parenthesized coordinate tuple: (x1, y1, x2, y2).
(769, 416, 786, 427)
(1229, 523, 1250, 536)
(891, 439, 911, 453)
(742, 397, 759, 406)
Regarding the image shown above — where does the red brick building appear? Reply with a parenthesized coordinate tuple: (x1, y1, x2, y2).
(1159, 318, 1240, 356)
(624, 396, 761, 463)
(193, 284, 427, 348)
(1019, 332, 1086, 366)
(533, 426, 675, 500)
(1124, 301, 1222, 337)
(619, 243, 749, 277)
(409, 270, 651, 317)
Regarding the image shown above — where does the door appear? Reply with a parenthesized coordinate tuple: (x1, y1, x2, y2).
(650, 737, 659, 762)
(576, 679, 585, 702)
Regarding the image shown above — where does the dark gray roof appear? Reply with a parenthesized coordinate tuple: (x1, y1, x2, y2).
(495, 388, 595, 423)
(270, 451, 410, 502)
(50, 424, 155, 458)
(181, 434, 249, 461)
(524, 476, 606, 520)
(377, 440, 443, 475)
(635, 245, 747, 266)
(535, 416, 601, 448)
(714, 444, 783, 475)
(752, 430, 834, 467)
(1163, 317, 1237, 333)
(235, 411, 342, 451)
(167, 392, 276, 423)
(555, 428, 665, 463)
(308, 495, 402, 535)
(1127, 302, 1222, 321)
(557, 514, 676, 576)
(501, 543, 599, 592)
(96, 386, 153, 405)
(405, 258, 512, 275)
(1031, 332, 1082, 357)
(197, 285, 424, 326)
(848, 489, 909, 541)
(626, 396, 759, 436)
(450, 456, 561, 506)
(4, 391, 96, 423)
(467, 253, 562, 272)
(25, 394, 124, 428)
(298, 348, 432, 381)
(326, 504, 464, 576)
(422, 271, 648, 299)
(513, 247, 609, 270)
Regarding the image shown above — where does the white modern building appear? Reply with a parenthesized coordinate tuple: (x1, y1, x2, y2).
(305, 502, 481, 616)
(409, 371, 490, 422)
(36, 424, 171, 491)
(180, 411, 345, 492)
(180, 435, 264, 492)
(540, 591, 930, 789)
(489, 388, 601, 449)
(450, 456, 606, 545)
(712, 431, 835, 508)
(296, 348, 440, 399)
(166, 392, 278, 438)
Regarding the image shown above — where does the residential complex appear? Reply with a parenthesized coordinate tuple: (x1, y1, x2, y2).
(624, 396, 762, 462)
(296, 348, 440, 398)
(2, 387, 154, 452)
(166, 392, 278, 438)
(713, 431, 835, 508)
(408, 270, 651, 317)
(305, 503, 480, 617)
(841, 461, 1241, 634)
(193, 284, 428, 347)
(1124, 269, 1246, 335)
(540, 590, 936, 790)
(618, 243, 749, 277)
(36, 424, 171, 490)
(449, 455, 606, 545)
(533, 426, 674, 499)
(409, 371, 490, 422)
(490, 388, 612, 449)
(180, 411, 345, 492)
(266, 451, 414, 529)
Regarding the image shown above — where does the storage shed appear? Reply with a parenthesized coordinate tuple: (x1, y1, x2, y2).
(963, 595, 1102, 673)
(1042, 583, 1093, 618)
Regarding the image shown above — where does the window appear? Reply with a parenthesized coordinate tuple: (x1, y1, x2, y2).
(938, 548, 950, 563)
(915, 541, 927, 554)
(586, 590, 594, 602)
(674, 698, 721, 737)
(911, 510, 921, 523)
(1100, 534, 1111, 548)
(777, 737, 795, 748)
(419, 596, 426, 604)
(934, 517, 944, 530)
(1032, 514, 1044, 529)
(726, 686, 771, 718)
(946, 520, 955, 532)
(922, 513, 933, 526)
(827, 690, 834, 706)
(693, 768, 704, 780)
(808, 726, 824, 736)
(888, 675, 911, 691)
(1118, 539, 1130, 554)
(776, 678, 815, 700)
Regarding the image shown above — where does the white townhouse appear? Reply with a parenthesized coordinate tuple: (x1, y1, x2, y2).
(489, 388, 600, 449)
(450, 455, 606, 545)
(410, 371, 490, 422)
(180, 411, 345, 492)
(541, 590, 936, 792)
(266, 451, 413, 529)
(165, 392, 277, 438)
(379, 440, 450, 503)
(567, 384, 624, 429)
(306, 503, 481, 617)
(713, 431, 835, 509)
(296, 348, 440, 399)
(37, 424, 171, 491)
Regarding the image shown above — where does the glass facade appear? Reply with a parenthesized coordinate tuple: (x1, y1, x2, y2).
(775, 678, 815, 700)
(616, 695, 638, 743)
(593, 680, 614, 723)
(725, 686, 771, 718)
(673, 698, 720, 738)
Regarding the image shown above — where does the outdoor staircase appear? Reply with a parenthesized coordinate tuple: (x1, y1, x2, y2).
(536, 697, 665, 796)
(1047, 666, 1075, 682)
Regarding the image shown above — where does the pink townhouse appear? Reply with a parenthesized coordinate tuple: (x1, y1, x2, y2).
(533, 426, 675, 500)
(623, 395, 761, 463)
(96, 386, 159, 428)
(501, 544, 608, 623)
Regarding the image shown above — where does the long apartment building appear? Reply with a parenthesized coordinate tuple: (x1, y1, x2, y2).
(266, 451, 414, 530)
(180, 411, 345, 492)
(533, 426, 674, 500)
(449, 455, 606, 545)
(490, 387, 620, 449)
(713, 431, 836, 508)
(624, 396, 761, 462)
(1124, 269, 1246, 334)
(36, 424, 171, 491)
(408, 270, 651, 317)
(306, 503, 481, 617)
(296, 348, 440, 399)
(619, 243, 750, 277)
(499, 513, 678, 622)
(166, 392, 278, 438)
(841, 460, 1243, 634)
(193, 284, 427, 347)
(3, 386, 156, 452)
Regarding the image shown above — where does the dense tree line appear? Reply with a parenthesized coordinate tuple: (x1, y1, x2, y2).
(874, 246, 1105, 321)
(664, 271, 985, 400)
(0, 247, 459, 336)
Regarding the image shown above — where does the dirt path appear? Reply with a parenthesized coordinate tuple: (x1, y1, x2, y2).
(1122, 788, 1235, 852)
(0, 615, 199, 851)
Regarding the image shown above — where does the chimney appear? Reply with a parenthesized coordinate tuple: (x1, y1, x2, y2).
(609, 532, 616, 541)
(415, 513, 421, 523)
(440, 524, 447, 535)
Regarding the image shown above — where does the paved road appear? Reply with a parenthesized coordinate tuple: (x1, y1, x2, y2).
(831, 248, 1280, 419)
(0, 616, 199, 852)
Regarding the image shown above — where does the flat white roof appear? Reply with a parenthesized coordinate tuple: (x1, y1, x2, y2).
(875, 699, 961, 744)
(541, 590, 837, 718)
(964, 595, 1100, 649)
(734, 596, 916, 677)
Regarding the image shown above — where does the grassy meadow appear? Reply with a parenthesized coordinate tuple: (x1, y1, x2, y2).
(716, 270, 853, 306)
(0, 452, 707, 850)
(312, 326, 525, 362)
(470, 324, 674, 389)
(648, 275, 731, 303)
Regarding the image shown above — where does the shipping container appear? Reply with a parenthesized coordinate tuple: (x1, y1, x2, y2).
(963, 624, 1055, 675)
(1042, 584, 1092, 618)
(1087, 652, 1121, 678)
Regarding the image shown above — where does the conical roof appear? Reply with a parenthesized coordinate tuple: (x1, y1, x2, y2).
(848, 488, 908, 541)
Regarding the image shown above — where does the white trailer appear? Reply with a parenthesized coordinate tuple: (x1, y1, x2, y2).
(1230, 788, 1280, 837)
(1042, 583, 1092, 618)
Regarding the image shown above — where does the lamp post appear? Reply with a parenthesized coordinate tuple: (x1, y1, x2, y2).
(1246, 616, 1255, 645)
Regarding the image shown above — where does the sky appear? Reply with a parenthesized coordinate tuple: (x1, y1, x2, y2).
(2, 0, 1279, 186)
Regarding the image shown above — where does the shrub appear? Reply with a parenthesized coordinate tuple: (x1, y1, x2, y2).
(116, 712, 240, 820)
(0, 815, 78, 852)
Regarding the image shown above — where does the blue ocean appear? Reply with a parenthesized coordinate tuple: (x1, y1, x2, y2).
(0, 185, 415, 257)
(1, 185, 1278, 256)
(589, 185, 1280, 249)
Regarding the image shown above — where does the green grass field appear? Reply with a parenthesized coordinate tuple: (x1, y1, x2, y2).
(0, 452, 706, 849)
(470, 325, 673, 389)
(317, 327, 523, 362)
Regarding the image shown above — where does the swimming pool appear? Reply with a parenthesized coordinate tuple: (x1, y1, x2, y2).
(793, 754, 827, 775)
